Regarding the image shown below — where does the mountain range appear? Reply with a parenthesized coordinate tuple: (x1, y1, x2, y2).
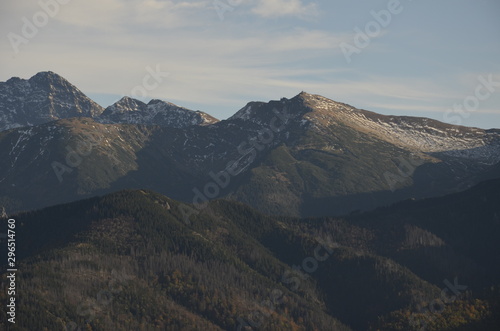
(0, 71, 217, 132)
(1, 72, 499, 217)
(1, 71, 500, 330)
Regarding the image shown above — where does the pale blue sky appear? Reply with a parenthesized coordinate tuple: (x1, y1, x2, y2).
(1, 0, 499, 128)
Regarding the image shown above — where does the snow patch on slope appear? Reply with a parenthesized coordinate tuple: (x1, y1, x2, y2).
(301, 93, 500, 163)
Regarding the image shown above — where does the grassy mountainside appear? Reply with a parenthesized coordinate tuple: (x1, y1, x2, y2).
(227, 93, 500, 217)
(1, 93, 500, 218)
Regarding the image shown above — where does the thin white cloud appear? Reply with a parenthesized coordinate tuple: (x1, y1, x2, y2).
(1, 0, 498, 129)
(0, 16, 345, 108)
(48, 0, 210, 30)
(252, 0, 318, 19)
(367, 103, 451, 114)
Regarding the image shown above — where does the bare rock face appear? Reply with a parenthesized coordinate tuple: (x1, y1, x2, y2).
(0, 71, 104, 132)
(0, 72, 218, 132)
(98, 96, 218, 128)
